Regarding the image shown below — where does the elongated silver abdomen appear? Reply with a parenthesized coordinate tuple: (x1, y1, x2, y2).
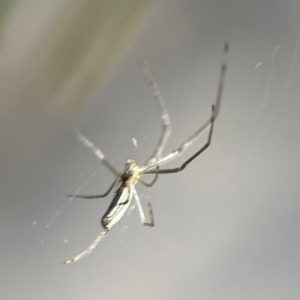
(101, 183, 133, 230)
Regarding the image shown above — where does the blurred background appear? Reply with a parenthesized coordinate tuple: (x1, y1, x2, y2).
(1, 0, 300, 299)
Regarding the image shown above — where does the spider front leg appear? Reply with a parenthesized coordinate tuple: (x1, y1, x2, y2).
(132, 186, 154, 227)
(75, 130, 119, 176)
(139, 61, 171, 164)
(143, 43, 228, 173)
(146, 104, 215, 174)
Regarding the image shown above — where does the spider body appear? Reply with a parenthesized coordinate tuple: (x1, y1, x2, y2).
(121, 159, 141, 184)
(101, 182, 133, 230)
(65, 44, 228, 264)
(102, 160, 141, 230)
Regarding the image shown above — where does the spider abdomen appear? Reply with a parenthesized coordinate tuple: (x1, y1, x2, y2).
(101, 183, 133, 230)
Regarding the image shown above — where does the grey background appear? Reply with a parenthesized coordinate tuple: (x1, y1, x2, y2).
(1, 0, 300, 299)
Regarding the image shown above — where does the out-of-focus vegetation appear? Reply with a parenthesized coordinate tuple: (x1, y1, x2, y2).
(0, 0, 155, 166)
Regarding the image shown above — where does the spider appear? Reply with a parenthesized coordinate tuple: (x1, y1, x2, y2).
(65, 44, 228, 264)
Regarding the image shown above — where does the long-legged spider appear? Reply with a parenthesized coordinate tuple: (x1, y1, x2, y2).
(65, 44, 228, 264)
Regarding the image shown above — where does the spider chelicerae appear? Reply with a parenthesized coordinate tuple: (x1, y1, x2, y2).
(65, 44, 228, 264)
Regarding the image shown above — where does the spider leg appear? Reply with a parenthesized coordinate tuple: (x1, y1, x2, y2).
(67, 179, 116, 199)
(139, 61, 171, 164)
(64, 229, 109, 264)
(132, 186, 154, 227)
(142, 43, 228, 171)
(75, 130, 119, 176)
(145, 105, 215, 174)
(213, 43, 228, 120)
(139, 167, 159, 187)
